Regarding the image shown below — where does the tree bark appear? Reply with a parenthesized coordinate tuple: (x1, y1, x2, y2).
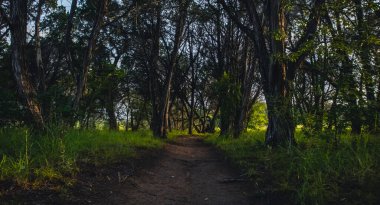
(10, 0, 45, 129)
(64, 0, 78, 83)
(149, 1, 162, 137)
(105, 91, 118, 131)
(265, 92, 295, 146)
(35, 0, 45, 92)
(263, 1, 296, 146)
(188, 33, 195, 135)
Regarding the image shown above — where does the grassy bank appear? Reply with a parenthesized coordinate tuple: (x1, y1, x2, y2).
(205, 131, 380, 204)
(0, 128, 163, 191)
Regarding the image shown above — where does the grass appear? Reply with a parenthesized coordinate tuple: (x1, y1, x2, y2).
(205, 131, 380, 205)
(0, 128, 163, 190)
(166, 129, 205, 141)
(167, 129, 190, 141)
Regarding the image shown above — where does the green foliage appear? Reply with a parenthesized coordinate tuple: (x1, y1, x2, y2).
(167, 130, 190, 141)
(206, 131, 380, 204)
(0, 128, 163, 188)
(214, 72, 242, 134)
(215, 72, 241, 110)
(248, 102, 268, 130)
(367, 35, 380, 46)
(166, 129, 208, 141)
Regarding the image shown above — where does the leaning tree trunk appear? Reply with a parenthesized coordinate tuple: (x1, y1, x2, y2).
(10, 0, 45, 129)
(73, 0, 108, 111)
(155, 0, 188, 138)
(233, 39, 257, 138)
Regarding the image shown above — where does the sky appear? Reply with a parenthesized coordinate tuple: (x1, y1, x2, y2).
(57, 0, 71, 10)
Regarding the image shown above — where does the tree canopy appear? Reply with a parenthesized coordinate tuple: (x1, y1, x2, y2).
(0, 0, 380, 146)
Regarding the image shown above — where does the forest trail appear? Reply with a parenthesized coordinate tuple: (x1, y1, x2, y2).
(103, 136, 258, 205)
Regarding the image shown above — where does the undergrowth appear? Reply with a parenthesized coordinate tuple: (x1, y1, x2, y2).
(0, 128, 163, 191)
(205, 131, 380, 205)
(167, 129, 189, 141)
(167, 129, 203, 141)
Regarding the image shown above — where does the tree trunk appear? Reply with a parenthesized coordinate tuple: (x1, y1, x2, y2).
(35, 0, 45, 92)
(10, 0, 45, 129)
(206, 104, 219, 133)
(132, 110, 142, 131)
(125, 108, 129, 131)
(220, 99, 231, 136)
(149, 2, 163, 137)
(219, 0, 324, 145)
(264, 2, 295, 146)
(153, 0, 188, 138)
(355, 0, 376, 132)
(73, 0, 108, 111)
(181, 104, 185, 130)
(131, 111, 135, 131)
(233, 39, 257, 138)
(265, 92, 295, 146)
(106, 107, 117, 130)
(376, 53, 380, 131)
(263, 58, 296, 145)
(64, 0, 78, 75)
(35, 0, 50, 121)
(188, 59, 195, 135)
(315, 82, 325, 132)
(105, 94, 118, 131)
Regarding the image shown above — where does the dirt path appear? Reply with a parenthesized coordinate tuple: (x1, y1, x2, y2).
(103, 136, 259, 205)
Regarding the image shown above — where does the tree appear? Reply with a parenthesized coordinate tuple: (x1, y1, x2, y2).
(9, 0, 45, 129)
(220, 0, 325, 145)
(73, 0, 109, 111)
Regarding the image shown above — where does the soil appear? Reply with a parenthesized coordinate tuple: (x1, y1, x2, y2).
(101, 136, 260, 205)
(1, 136, 263, 205)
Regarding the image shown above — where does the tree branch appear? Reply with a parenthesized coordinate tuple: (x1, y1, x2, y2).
(291, 0, 326, 70)
(0, 2, 11, 28)
(217, 0, 254, 36)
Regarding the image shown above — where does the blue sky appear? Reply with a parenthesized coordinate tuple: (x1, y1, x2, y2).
(57, 0, 71, 10)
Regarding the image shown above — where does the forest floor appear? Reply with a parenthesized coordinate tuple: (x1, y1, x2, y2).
(2, 135, 261, 204)
(98, 135, 259, 205)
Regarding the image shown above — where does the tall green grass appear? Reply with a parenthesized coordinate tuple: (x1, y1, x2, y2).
(205, 131, 380, 204)
(0, 128, 163, 189)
